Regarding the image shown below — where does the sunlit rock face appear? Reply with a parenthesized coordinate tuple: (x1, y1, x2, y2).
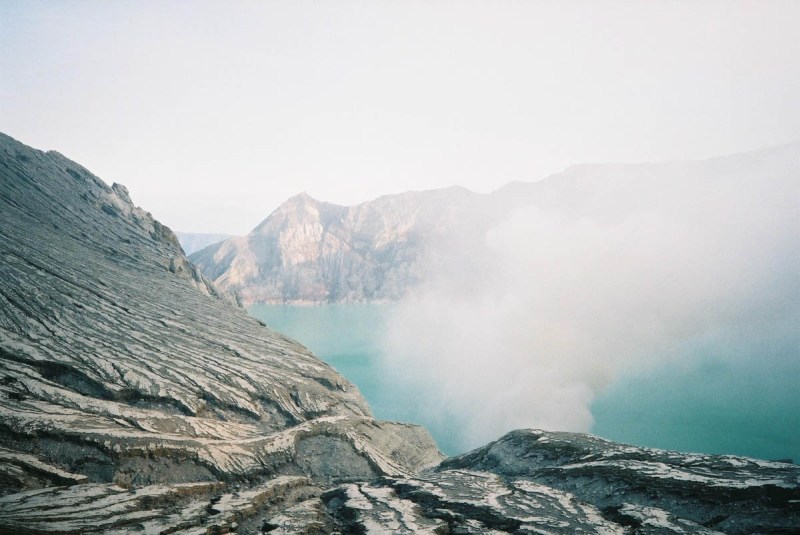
(189, 187, 481, 304)
(1, 133, 798, 534)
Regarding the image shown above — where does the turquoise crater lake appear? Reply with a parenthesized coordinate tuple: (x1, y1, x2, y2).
(250, 303, 799, 461)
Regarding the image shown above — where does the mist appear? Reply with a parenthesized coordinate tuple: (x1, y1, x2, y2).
(381, 146, 800, 452)
(4, 1, 800, 233)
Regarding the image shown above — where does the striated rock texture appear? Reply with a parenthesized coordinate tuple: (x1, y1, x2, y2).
(0, 132, 442, 529)
(434, 430, 800, 534)
(312, 431, 799, 534)
(3, 428, 798, 533)
(189, 187, 481, 304)
(1, 133, 798, 534)
(1, 433, 797, 535)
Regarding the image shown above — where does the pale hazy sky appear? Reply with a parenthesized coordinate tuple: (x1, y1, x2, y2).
(2, 1, 799, 234)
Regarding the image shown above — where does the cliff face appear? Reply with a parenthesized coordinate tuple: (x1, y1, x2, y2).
(189, 187, 480, 304)
(1, 133, 798, 534)
(0, 133, 442, 528)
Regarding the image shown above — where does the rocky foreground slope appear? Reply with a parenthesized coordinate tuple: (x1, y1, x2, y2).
(1, 133, 798, 533)
(0, 133, 440, 528)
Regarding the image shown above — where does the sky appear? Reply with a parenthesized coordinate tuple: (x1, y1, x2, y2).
(2, 1, 799, 234)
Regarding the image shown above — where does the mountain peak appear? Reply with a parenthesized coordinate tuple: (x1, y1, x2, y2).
(287, 191, 319, 205)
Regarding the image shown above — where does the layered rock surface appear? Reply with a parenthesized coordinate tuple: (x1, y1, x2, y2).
(0, 133, 442, 530)
(437, 430, 800, 534)
(3, 429, 797, 534)
(1, 133, 798, 534)
(308, 431, 798, 534)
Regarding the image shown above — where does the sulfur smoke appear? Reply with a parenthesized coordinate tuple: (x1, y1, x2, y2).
(381, 145, 800, 452)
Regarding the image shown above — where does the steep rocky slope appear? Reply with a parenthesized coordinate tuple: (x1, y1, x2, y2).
(1, 133, 798, 534)
(0, 133, 441, 529)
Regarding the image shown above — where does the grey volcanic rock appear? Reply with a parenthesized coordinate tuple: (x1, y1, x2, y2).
(274, 430, 800, 534)
(321, 471, 623, 534)
(2, 132, 798, 534)
(307, 431, 800, 534)
(0, 133, 372, 431)
(0, 476, 317, 534)
(176, 232, 234, 256)
(436, 429, 800, 534)
(190, 187, 480, 303)
(0, 133, 442, 531)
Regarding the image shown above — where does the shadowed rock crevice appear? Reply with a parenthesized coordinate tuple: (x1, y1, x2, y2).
(0, 350, 112, 402)
(390, 479, 525, 532)
(113, 388, 195, 416)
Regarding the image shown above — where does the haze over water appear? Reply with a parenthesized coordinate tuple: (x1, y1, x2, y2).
(250, 303, 800, 461)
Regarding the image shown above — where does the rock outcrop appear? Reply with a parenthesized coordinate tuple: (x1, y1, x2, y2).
(4, 427, 797, 533)
(1, 133, 798, 534)
(306, 431, 799, 534)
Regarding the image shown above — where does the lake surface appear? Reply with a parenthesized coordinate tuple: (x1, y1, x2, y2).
(250, 303, 799, 461)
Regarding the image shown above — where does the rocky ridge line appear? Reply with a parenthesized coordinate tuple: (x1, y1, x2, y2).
(191, 142, 800, 305)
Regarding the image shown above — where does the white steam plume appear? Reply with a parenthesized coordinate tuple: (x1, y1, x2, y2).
(381, 145, 800, 452)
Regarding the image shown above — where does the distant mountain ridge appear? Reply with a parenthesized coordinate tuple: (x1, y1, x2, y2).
(191, 142, 800, 305)
(190, 186, 481, 303)
(175, 232, 234, 255)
